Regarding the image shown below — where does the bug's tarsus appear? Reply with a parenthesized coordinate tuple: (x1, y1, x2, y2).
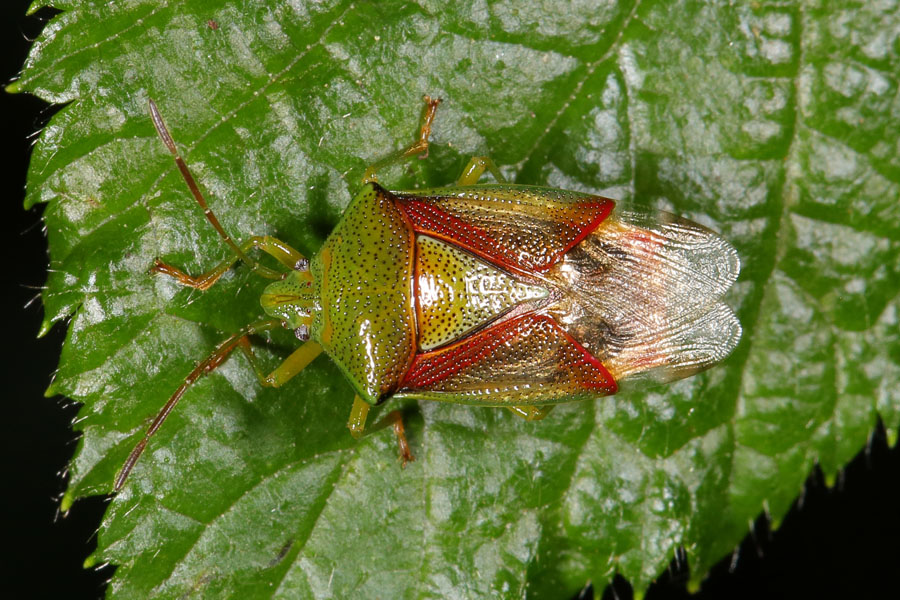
(385, 410, 414, 466)
(414, 95, 441, 161)
(148, 257, 219, 290)
(506, 405, 553, 421)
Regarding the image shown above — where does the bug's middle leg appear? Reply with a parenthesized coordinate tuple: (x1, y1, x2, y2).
(152, 235, 306, 290)
(347, 394, 414, 465)
(456, 156, 506, 185)
(363, 95, 442, 183)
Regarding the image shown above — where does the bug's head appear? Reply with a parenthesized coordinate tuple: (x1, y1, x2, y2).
(260, 267, 319, 341)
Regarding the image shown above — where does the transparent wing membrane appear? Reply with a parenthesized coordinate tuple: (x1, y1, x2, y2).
(544, 209, 741, 387)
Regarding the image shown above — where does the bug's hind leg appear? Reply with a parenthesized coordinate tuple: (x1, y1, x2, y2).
(347, 395, 414, 465)
(363, 95, 442, 183)
(507, 405, 554, 421)
(152, 235, 306, 290)
(456, 156, 506, 185)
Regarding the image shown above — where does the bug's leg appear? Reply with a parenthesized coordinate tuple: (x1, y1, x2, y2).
(236, 338, 323, 388)
(150, 99, 285, 281)
(507, 405, 554, 421)
(116, 326, 324, 491)
(347, 395, 370, 439)
(152, 235, 306, 290)
(347, 395, 415, 465)
(115, 318, 283, 491)
(363, 95, 442, 183)
(456, 156, 506, 185)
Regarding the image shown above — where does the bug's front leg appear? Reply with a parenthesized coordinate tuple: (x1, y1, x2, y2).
(237, 338, 324, 388)
(150, 99, 309, 289)
(115, 332, 323, 491)
(347, 395, 414, 465)
(116, 319, 279, 490)
(152, 235, 306, 290)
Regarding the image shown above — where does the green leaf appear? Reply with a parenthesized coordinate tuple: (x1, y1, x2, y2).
(18, 0, 900, 597)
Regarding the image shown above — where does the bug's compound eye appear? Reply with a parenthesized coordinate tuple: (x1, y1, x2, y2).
(294, 324, 310, 341)
(294, 257, 310, 272)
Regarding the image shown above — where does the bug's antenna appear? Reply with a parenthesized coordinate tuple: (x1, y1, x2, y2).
(148, 99, 275, 278)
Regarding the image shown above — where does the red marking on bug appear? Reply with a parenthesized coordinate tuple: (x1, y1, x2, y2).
(207, 19, 219, 30)
(401, 199, 523, 273)
(403, 315, 521, 388)
(548, 317, 618, 393)
(558, 200, 615, 262)
(399, 196, 614, 274)
(401, 313, 616, 393)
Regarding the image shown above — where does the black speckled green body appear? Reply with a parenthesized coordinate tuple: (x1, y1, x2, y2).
(309, 184, 417, 404)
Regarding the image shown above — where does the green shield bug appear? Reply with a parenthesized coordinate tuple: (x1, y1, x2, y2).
(115, 97, 741, 491)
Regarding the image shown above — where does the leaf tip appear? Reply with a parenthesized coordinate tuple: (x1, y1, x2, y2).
(25, 1, 43, 16)
(37, 316, 53, 338)
(5, 80, 23, 94)
(23, 193, 38, 211)
(687, 577, 702, 594)
(60, 489, 75, 513)
(823, 470, 838, 489)
(887, 428, 898, 449)
(83, 554, 96, 569)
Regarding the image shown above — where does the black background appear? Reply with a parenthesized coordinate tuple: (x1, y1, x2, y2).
(3, 2, 899, 598)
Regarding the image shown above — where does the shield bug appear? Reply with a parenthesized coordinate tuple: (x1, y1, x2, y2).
(115, 97, 741, 490)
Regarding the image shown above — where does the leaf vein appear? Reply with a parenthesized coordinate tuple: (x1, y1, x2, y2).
(514, 0, 642, 173)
